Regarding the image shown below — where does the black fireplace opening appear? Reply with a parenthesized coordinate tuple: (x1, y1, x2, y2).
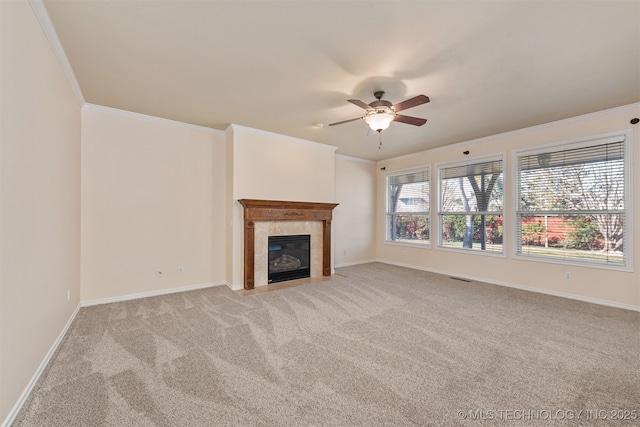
(268, 234, 311, 284)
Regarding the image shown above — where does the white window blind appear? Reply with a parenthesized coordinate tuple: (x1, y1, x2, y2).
(438, 157, 504, 253)
(386, 168, 430, 245)
(516, 136, 628, 267)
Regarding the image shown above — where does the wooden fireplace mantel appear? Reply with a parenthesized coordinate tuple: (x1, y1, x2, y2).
(238, 199, 339, 290)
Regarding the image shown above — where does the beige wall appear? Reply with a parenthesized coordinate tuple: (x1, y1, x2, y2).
(227, 125, 337, 288)
(0, 0, 81, 421)
(376, 104, 640, 309)
(81, 106, 226, 302)
(334, 155, 376, 266)
(230, 125, 336, 202)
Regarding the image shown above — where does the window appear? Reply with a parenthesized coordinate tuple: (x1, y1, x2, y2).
(386, 167, 430, 245)
(438, 156, 504, 253)
(516, 133, 630, 268)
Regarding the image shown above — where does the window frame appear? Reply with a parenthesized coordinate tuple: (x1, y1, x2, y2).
(436, 153, 506, 257)
(512, 130, 633, 271)
(385, 166, 431, 248)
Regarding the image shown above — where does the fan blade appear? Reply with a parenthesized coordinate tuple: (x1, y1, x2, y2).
(348, 99, 372, 110)
(328, 117, 363, 126)
(394, 114, 427, 126)
(393, 95, 430, 112)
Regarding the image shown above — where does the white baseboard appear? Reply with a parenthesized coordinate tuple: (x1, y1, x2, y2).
(228, 282, 244, 291)
(377, 260, 640, 312)
(334, 259, 377, 269)
(2, 304, 81, 427)
(80, 281, 226, 307)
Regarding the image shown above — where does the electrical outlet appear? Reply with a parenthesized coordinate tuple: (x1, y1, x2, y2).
(67, 289, 71, 302)
(178, 267, 184, 275)
(564, 272, 572, 280)
(156, 270, 163, 278)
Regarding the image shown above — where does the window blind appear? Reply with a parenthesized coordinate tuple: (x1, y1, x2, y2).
(516, 136, 627, 267)
(439, 158, 503, 213)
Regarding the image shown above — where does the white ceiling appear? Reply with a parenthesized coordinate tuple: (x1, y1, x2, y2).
(43, 0, 640, 161)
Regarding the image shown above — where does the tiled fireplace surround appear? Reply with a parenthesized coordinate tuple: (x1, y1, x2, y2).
(238, 199, 339, 290)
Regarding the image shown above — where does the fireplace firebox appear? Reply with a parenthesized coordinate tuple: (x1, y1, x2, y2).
(268, 235, 310, 283)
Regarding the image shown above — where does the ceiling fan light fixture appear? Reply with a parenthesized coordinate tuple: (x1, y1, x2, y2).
(365, 109, 394, 132)
(329, 92, 429, 131)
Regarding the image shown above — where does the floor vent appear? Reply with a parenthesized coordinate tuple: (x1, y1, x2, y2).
(450, 277, 471, 282)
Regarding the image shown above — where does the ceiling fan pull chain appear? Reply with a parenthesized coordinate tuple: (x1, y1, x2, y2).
(379, 133, 383, 149)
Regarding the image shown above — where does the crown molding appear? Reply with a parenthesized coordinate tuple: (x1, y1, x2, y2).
(336, 153, 375, 163)
(83, 103, 223, 134)
(229, 124, 338, 152)
(380, 102, 640, 164)
(28, 0, 84, 106)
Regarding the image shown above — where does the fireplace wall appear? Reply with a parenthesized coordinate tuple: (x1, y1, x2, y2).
(227, 126, 337, 289)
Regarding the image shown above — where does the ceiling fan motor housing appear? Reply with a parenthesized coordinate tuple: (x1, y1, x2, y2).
(370, 91, 393, 108)
(369, 99, 393, 108)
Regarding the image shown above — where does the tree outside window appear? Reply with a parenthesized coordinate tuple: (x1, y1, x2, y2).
(386, 168, 430, 245)
(516, 135, 628, 267)
(438, 157, 504, 253)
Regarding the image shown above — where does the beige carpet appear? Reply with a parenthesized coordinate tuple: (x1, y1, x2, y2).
(14, 263, 640, 426)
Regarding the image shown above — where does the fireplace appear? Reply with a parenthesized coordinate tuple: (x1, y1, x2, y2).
(238, 199, 338, 289)
(268, 234, 310, 283)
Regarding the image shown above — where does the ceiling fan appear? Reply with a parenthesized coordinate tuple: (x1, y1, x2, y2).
(329, 91, 430, 133)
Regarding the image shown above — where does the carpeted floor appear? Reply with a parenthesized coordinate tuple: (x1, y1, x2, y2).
(14, 263, 640, 426)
